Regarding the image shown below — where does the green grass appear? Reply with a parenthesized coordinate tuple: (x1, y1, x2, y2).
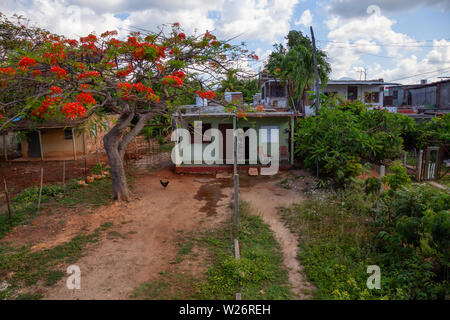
(278, 196, 381, 300)
(437, 173, 450, 188)
(132, 201, 292, 300)
(0, 222, 112, 300)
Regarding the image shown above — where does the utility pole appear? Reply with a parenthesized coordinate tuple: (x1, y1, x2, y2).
(310, 26, 320, 115)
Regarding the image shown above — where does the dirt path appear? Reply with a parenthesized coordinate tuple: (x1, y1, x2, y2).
(39, 168, 233, 299)
(240, 172, 315, 299)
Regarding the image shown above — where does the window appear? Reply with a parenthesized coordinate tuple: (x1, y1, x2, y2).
(270, 83, 285, 97)
(364, 92, 380, 103)
(347, 86, 358, 101)
(64, 128, 73, 140)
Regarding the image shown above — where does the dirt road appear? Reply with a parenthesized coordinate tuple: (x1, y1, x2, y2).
(240, 173, 315, 299)
(41, 168, 233, 299)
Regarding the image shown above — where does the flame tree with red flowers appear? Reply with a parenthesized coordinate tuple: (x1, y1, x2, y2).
(0, 14, 258, 200)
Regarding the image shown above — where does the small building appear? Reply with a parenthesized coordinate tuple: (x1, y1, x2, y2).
(1, 115, 114, 161)
(172, 91, 300, 174)
(323, 79, 400, 107)
(383, 79, 450, 119)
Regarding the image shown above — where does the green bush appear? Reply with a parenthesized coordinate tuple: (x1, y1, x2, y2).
(294, 102, 409, 187)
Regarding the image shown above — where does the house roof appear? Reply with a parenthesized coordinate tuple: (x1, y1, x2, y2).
(5, 117, 88, 131)
(327, 79, 400, 86)
(179, 111, 300, 118)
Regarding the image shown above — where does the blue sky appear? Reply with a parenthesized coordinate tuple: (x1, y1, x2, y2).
(1, 0, 449, 84)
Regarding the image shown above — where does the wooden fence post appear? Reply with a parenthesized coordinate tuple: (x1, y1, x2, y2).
(416, 150, 423, 182)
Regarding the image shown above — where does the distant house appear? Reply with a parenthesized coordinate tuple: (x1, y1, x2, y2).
(324, 79, 400, 105)
(0, 115, 115, 161)
(172, 87, 300, 174)
(383, 79, 450, 119)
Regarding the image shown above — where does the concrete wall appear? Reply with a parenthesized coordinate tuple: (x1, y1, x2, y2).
(20, 129, 85, 158)
(324, 84, 383, 106)
(0, 132, 21, 158)
(179, 116, 291, 165)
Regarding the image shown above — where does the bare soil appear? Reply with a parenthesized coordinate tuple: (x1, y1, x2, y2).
(2, 158, 314, 299)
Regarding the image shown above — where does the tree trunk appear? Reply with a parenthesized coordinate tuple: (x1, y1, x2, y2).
(103, 110, 155, 201)
(103, 111, 134, 201)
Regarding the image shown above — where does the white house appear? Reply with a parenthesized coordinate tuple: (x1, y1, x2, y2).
(323, 79, 400, 107)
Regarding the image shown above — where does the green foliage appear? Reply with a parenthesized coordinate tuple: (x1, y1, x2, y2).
(382, 161, 411, 192)
(266, 30, 331, 104)
(217, 70, 259, 104)
(280, 182, 449, 300)
(141, 115, 173, 144)
(294, 100, 415, 187)
(374, 185, 449, 299)
(423, 113, 450, 144)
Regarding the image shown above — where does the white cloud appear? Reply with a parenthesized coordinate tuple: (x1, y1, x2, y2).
(294, 9, 312, 27)
(0, 0, 298, 43)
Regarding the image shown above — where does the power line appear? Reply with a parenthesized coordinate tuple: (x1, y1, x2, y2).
(317, 39, 450, 48)
(388, 67, 450, 82)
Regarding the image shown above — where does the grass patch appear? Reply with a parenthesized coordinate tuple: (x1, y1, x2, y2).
(132, 201, 291, 300)
(0, 223, 112, 300)
(278, 182, 449, 300)
(279, 196, 378, 300)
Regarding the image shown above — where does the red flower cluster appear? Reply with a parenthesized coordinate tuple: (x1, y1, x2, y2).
(163, 75, 183, 87)
(195, 90, 215, 99)
(116, 82, 159, 102)
(116, 65, 134, 78)
(257, 105, 264, 111)
(42, 40, 67, 64)
(0, 67, 16, 77)
(32, 96, 61, 117)
(101, 30, 118, 38)
(50, 86, 62, 95)
(77, 70, 100, 79)
(127, 36, 166, 61)
(62, 102, 86, 120)
(117, 82, 131, 91)
(79, 84, 91, 90)
(172, 71, 186, 79)
(204, 31, 216, 41)
(106, 61, 117, 68)
(31, 70, 41, 77)
(248, 53, 258, 60)
(80, 34, 98, 53)
(18, 56, 37, 68)
(76, 92, 96, 105)
(237, 110, 248, 118)
(108, 38, 122, 48)
(178, 33, 186, 40)
(65, 39, 79, 47)
(80, 34, 97, 43)
(50, 66, 67, 79)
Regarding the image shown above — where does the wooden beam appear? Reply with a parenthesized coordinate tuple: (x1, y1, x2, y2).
(38, 130, 44, 160)
(72, 127, 77, 160)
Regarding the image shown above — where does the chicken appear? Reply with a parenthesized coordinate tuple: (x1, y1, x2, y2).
(160, 179, 169, 189)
